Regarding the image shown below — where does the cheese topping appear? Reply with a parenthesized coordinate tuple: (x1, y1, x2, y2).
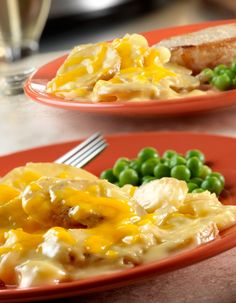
(46, 34, 203, 102)
(0, 163, 236, 288)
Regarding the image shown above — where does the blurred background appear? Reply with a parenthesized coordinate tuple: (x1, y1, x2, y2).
(40, 0, 236, 52)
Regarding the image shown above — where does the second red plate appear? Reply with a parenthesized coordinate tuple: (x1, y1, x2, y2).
(24, 20, 236, 116)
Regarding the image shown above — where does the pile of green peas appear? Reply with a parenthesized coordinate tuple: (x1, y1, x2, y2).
(201, 60, 236, 91)
(100, 147, 225, 196)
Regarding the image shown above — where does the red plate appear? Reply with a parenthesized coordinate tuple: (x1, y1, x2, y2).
(0, 132, 236, 302)
(24, 20, 236, 116)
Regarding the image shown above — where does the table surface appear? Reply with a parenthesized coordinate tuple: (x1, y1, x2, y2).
(0, 0, 236, 302)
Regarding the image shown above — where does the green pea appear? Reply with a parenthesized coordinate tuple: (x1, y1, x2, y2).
(192, 188, 205, 193)
(232, 77, 236, 87)
(190, 177, 203, 187)
(164, 159, 171, 167)
(119, 168, 139, 186)
(187, 182, 198, 193)
(186, 149, 205, 163)
(129, 159, 142, 175)
(113, 157, 130, 178)
(154, 164, 170, 179)
(138, 147, 159, 162)
(201, 176, 223, 195)
(100, 169, 117, 183)
(223, 68, 235, 80)
(214, 64, 228, 75)
(141, 158, 160, 176)
(159, 157, 171, 167)
(169, 155, 186, 168)
(186, 156, 203, 178)
(206, 172, 225, 186)
(202, 68, 214, 82)
(231, 60, 236, 73)
(212, 74, 232, 91)
(171, 165, 191, 182)
(200, 165, 212, 179)
(142, 176, 156, 185)
(163, 150, 177, 159)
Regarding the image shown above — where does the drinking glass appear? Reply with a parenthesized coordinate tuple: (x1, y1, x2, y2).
(0, 0, 51, 95)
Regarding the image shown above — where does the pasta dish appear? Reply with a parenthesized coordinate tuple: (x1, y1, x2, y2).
(0, 163, 235, 288)
(46, 34, 204, 102)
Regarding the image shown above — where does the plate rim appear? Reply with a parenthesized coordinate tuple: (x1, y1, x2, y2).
(1, 130, 236, 158)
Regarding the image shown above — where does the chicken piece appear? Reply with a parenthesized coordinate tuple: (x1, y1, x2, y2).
(156, 24, 236, 74)
(21, 178, 102, 228)
(22, 177, 143, 229)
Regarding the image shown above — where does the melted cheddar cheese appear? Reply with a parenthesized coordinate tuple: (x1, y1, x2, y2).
(46, 34, 203, 102)
(0, 163, 236, 288)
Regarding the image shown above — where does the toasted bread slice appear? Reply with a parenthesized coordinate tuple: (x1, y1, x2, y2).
(156, 24, 236, 74)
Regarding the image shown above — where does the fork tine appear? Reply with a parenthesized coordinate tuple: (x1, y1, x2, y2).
(73, 142, 108, 168)
(55, 132, 102, 164)
(60, 135, 105, 166)
(69, 140, 108, 167)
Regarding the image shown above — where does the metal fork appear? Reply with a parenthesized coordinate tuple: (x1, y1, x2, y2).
(55, 132, 108, 168)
